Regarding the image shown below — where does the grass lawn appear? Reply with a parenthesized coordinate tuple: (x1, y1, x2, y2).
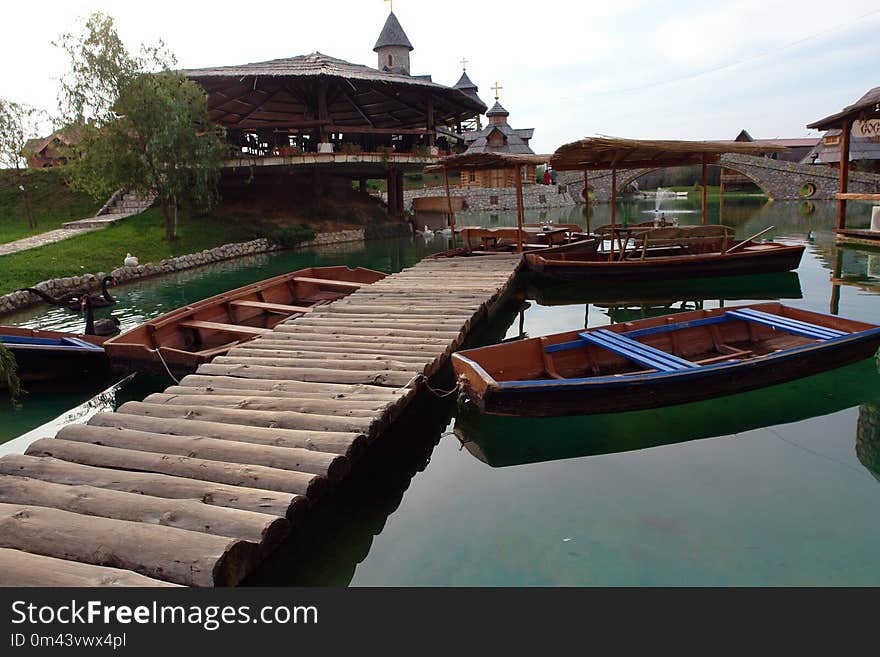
(0, 208, 257, 294)
(0, 168, 101, 243)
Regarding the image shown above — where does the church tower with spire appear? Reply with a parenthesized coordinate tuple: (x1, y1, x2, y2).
(374, 11, 413, 75)
(454, 65, 484, 131)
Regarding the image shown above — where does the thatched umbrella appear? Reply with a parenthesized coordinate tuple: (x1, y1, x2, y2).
(549, 136, 786, 258)
(428, 153, 551, 252)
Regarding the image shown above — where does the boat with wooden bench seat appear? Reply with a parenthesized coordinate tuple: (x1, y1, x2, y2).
(525, 226, 804, 281)
(452, 302, 880, 417)
(104, 266, 386, 377)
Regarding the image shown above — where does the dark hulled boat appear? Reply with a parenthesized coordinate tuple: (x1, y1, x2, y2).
(0, 327, 108, 385)
(525, 228, 804, 281)
(452, 303, 880, 417)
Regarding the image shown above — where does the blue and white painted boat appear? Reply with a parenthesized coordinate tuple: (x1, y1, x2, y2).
(452, 303, 880, 417)
(0, 327, 108, 385)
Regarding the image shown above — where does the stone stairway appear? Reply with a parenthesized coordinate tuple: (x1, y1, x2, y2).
(0, 191, 157, 258)
(63, 190, 156, 229)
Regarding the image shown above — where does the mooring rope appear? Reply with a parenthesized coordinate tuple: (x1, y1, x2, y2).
(394, 373, 460, 399)
(154, 347, 181, 385)
(423, 380, 460, 399)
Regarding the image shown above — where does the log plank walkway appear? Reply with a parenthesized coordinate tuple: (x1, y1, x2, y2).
(0, 254, 521, 587)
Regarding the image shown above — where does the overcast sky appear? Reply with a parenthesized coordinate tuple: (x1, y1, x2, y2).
(2, 0, 878, 152)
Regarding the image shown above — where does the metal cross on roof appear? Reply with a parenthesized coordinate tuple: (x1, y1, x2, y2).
(492, 81, 503, 100)
(460, 57, 468, 71)
(384, 0, 393, 13)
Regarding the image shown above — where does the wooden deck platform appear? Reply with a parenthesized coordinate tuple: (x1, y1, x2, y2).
(836, 228, 880, 248)
(0, 255, 521, 587)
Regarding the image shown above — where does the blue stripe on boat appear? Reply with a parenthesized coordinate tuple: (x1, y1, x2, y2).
(725, 308, 846, 340)
(1, 334, 104, 351)
(546, 315, 733, 353)
(579, 329, 698, 372)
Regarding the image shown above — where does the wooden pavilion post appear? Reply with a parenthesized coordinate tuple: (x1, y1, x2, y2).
(837, 120, 853, 230)
(514, 165, 525, 253)
(610, 165, 617, 261)
(317, 78, 330, 148)
(583, 169, 590, 234)
(443, 167, 456, 245)
(701, 154, 708, 225)
(426, 96, 436, 149)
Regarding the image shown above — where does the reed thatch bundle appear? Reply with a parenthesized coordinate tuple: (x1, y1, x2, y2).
(428, 152, 551, 171)
(550, 136, 787, 171)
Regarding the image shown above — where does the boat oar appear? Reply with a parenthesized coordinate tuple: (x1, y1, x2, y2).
(724, 225, 775, 254)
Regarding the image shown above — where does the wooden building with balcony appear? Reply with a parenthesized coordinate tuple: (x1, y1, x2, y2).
(181, 11, 486, 215)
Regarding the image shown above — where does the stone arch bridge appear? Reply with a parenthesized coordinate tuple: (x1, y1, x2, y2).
(558, 153, 880, 202)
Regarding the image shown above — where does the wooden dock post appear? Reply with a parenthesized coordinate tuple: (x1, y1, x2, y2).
(837, 120, 853, 230)
(583, 169, 590, 234)
(514, 165, 525, 252)
(701, 154, 708, 225)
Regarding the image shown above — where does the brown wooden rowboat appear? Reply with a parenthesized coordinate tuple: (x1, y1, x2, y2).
(452, 302, 880, 417)
(104, 266, 386, 377)
(525, 228, 804, 281)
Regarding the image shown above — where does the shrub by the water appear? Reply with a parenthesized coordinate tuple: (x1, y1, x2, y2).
(365, 221, 410, 240)
(270, 224, 316, 248)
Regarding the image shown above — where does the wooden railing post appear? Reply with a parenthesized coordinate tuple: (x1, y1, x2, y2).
(837, 120, 853, 230)
(701, 154, 708, 225)
(514, 166, 525, 253)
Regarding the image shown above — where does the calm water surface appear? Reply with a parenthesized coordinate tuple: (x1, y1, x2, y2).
(2, 197, 880, 585)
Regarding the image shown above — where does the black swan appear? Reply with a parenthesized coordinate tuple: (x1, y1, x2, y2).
(80, 295, 121, 337)
(19, 276, 118, 310)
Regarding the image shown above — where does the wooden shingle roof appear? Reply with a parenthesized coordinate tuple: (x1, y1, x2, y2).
(374, 12, 413, 51)
(808, 87, 880, 131)
(183, 52, 484, 130)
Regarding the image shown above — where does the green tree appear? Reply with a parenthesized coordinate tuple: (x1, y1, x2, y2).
(0, 99, 45, 169)
(57, 12, 226, 240)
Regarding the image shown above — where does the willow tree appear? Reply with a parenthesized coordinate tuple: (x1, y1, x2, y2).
(57, 12, 226, 240)
(0, 99, 45, 169)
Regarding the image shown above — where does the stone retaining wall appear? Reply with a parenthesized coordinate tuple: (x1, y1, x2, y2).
(0, 229, 366, 317)
(398, 184, 578, 212)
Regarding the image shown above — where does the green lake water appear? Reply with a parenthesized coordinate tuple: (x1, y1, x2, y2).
(2, 197, 879, 586)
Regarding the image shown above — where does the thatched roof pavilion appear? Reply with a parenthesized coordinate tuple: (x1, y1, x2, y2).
(429, 152, 552, 251)
(183, 52, 485, 134)
(549, 137, 787, 233)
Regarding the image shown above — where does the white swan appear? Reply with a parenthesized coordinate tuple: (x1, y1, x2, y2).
(124, 253, 139, 267)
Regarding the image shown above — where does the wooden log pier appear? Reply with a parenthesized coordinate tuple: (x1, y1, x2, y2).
(0, 254, 521, 587)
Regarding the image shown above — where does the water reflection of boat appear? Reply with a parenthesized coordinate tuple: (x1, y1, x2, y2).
(523, 271, 803, 307)
(452, 303, 880, 417)
(455, 359, 880, 468)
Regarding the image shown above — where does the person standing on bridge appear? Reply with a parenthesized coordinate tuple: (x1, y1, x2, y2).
(543, 168, 551, 185)
(549, 167, 558, 186)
